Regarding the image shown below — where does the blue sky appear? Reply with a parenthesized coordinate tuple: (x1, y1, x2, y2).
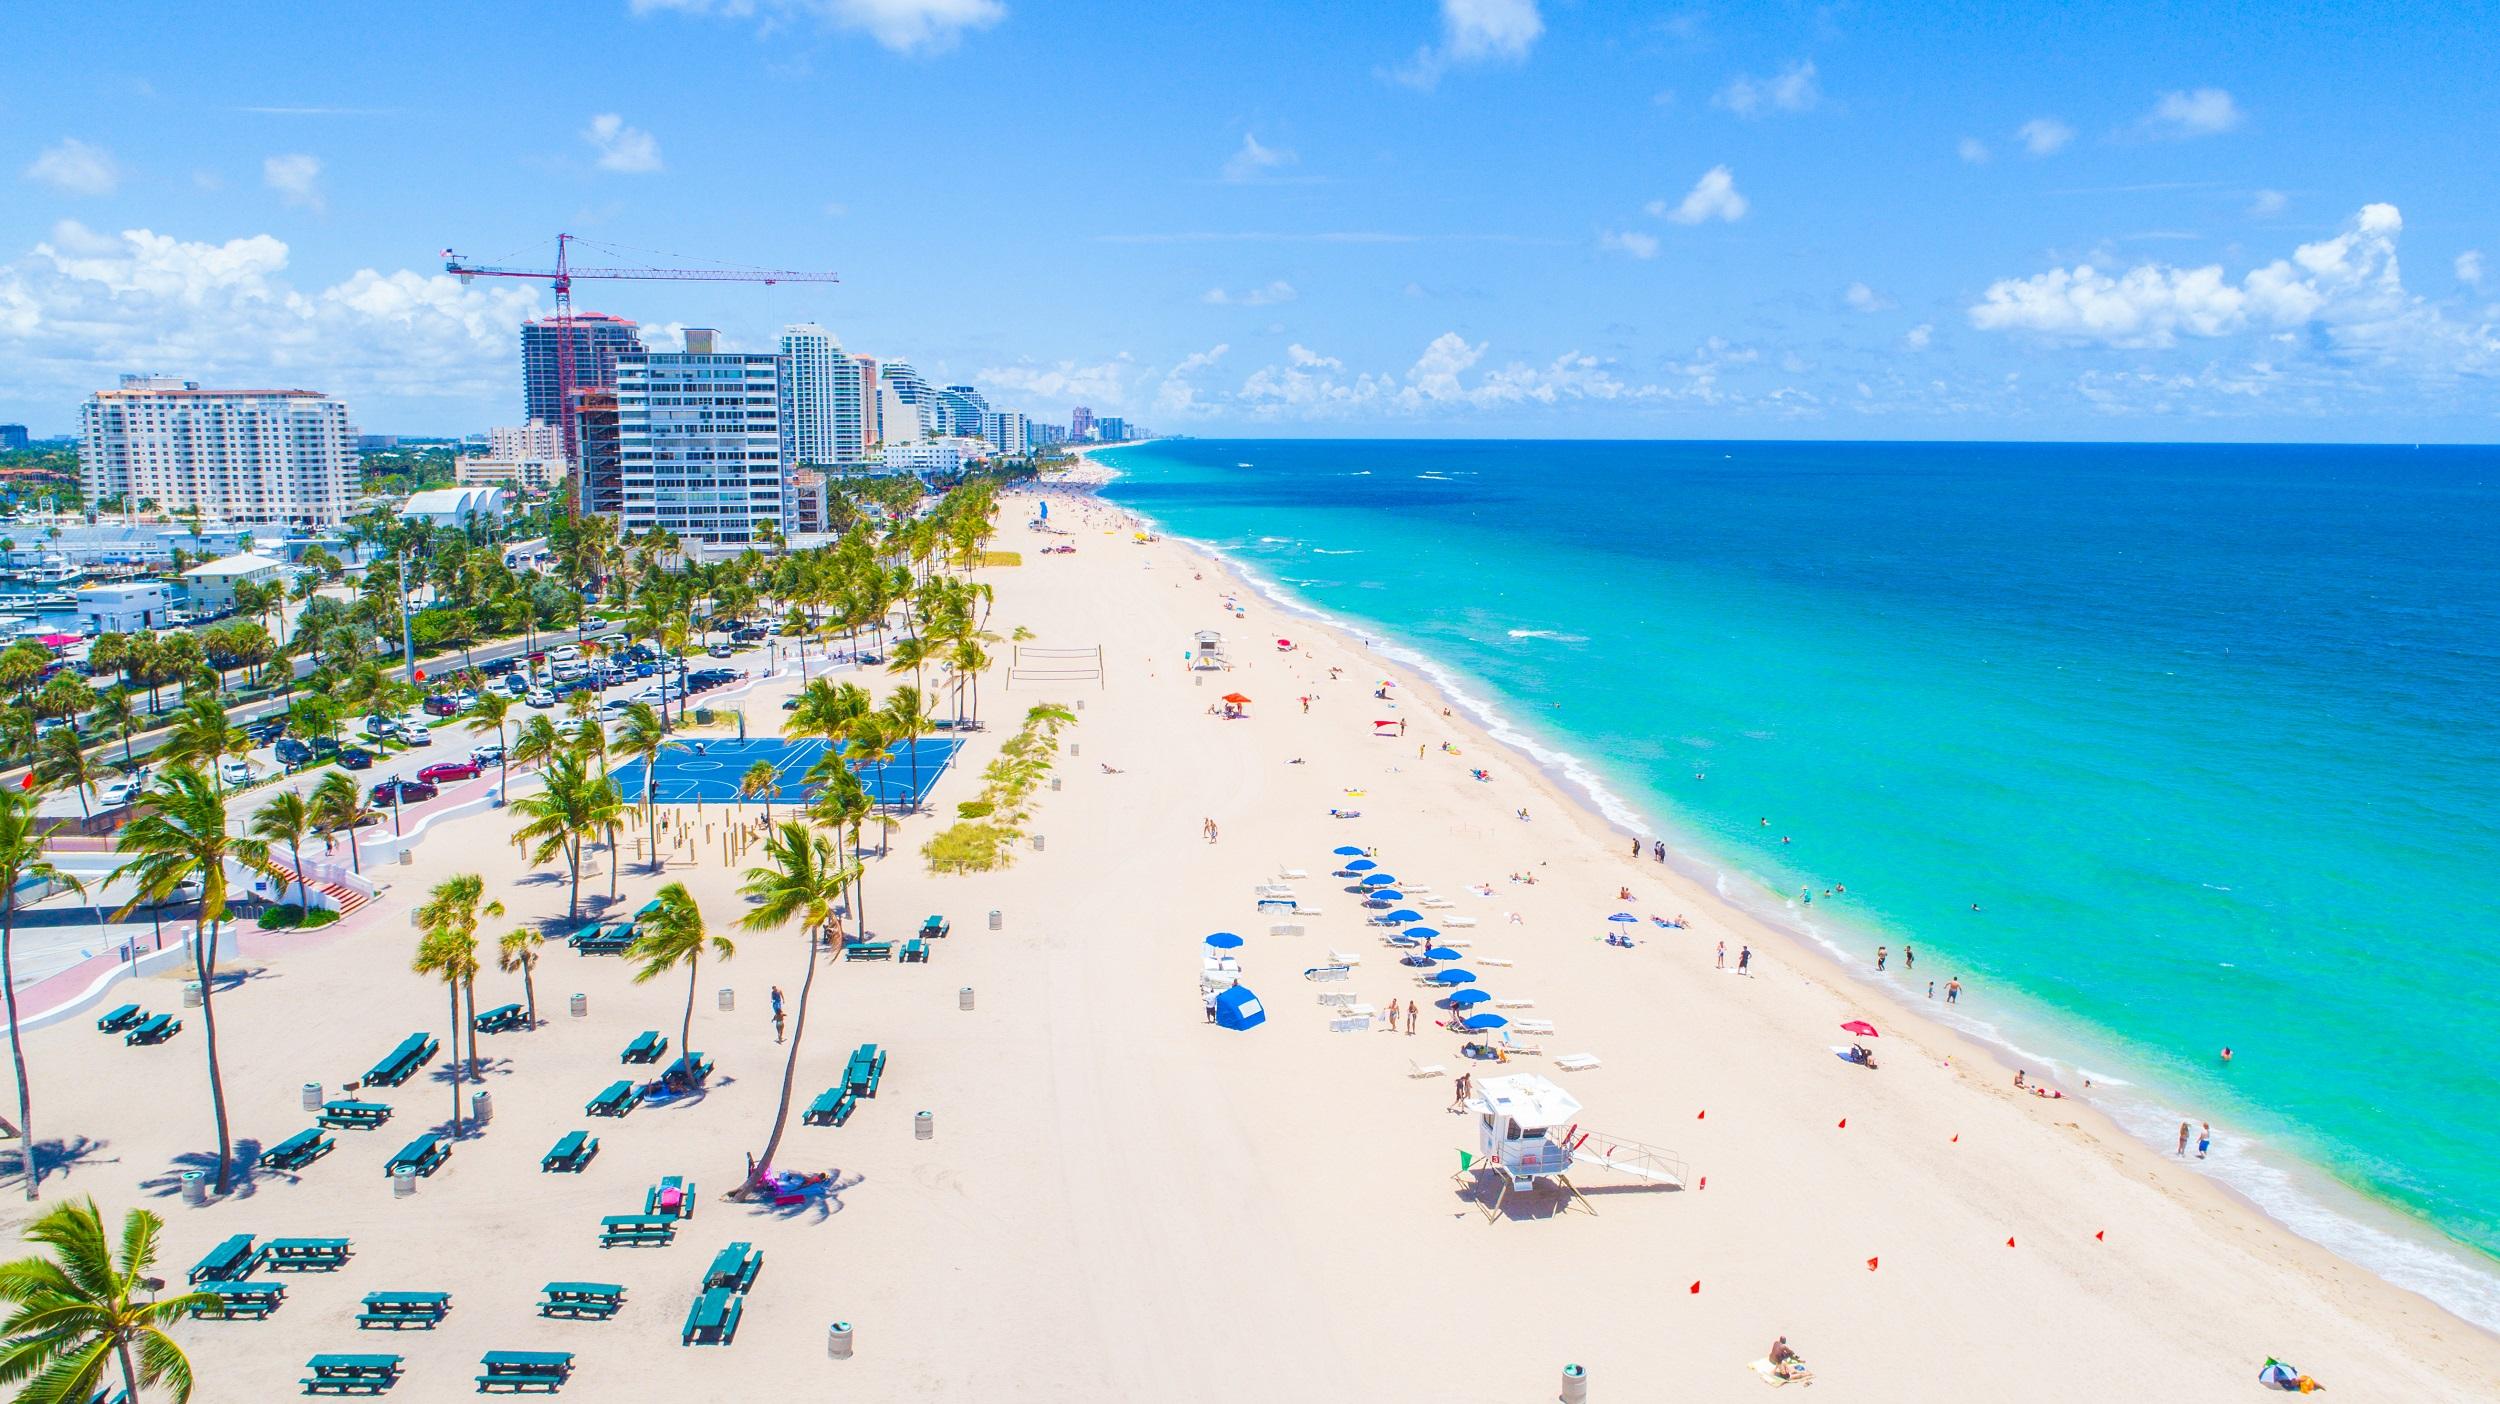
(3, 0, 2494, 440)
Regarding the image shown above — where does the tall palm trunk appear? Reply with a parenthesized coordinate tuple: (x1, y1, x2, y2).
(461, 973, 481, 1072)
(115, 1338, 141, 1404)
(747, 922, 823, 1186)
(680, 957, 699, 1083)
(3, 898, 32, 1200)
(565, 837, 581, 920)
(195, 920, 234, 1193)
(519, 955, 538, 1026)
(445, 979, 464, 1136)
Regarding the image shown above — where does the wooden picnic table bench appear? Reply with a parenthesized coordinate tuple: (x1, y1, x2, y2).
(702, 1241, 761, 1293)
(257, 1128, 334, 1172)
(187, 1234, 258, 1284)
(642, 1175, 695, 1219)
(841, 940, 894, 961)
(362, 1033, 436, 1088)
(191, 1279, 285, 1319)
(541, 1130, 598, 1173)
(302, 1353, 402, 1395)
(384, 1133, 448, 1178)
(473, 1002, 526, 1033)
(619, 1030, 667, 1064)
(124, 1013, 181, 1045)
(680, 1286, 743, 1346)
(802, 1086, 856, 1126)
(317, 1099, 392, 1130)
(845, 1043, 886, 1096)
(596, 1214, 676, 1248)
(476, 1350, 573, 1393)
(95, 1003, 144, 1033)
(538, 1281, 625, 1320)
(263, 1237, 353, 1271)
(663, 1052, 712, 1085)
(920, 915, 950, 939)
(900, 937, 930, 962)
(585, 1080, 641, 1117)
(356, 1289, 450, 1329)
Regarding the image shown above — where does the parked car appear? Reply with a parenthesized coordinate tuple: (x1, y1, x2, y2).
(705, 642, 736, 658)
(595, 631, 628, 648)
(370, 778, 438, 806)
(599, 697, 634, 721)
(360, 714, 399, 741)
(396, 718, 432, 745)
(274, 738, 313, 767)
(311, 735, 341, 758)
(632, 661, 657, 679)
(422, 694, 462, 717)
(244, 718, 286, 743)
(732, 627, 766, 643)
(95, 775, 142, 808)
(416, 759, 481, 784)
(549, 645, 579, 663)
(338, 747, 376, 770)
(469, 743, 505, 767)
(525, 687, 555, 708)
(217, 757, 256, 788)
(551, 659, 586, 681)
(480, 657, 517, 676)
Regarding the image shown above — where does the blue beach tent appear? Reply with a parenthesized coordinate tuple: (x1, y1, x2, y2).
(1213, 985, 1267, 1031)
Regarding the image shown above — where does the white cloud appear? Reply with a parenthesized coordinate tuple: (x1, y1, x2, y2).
(0, 223, 542, 412)
(2455, 250, 2483, 287)
(2140, 88, 2245, 139)
(583, 114, 664, 173)
(1171, 344, 1230, 376)
(1957, 137, 1991, 164)
(1202, 280, 1297, 307)
(1903, 323, 1934, 350)
(262, 154, 324, 212)
(628, 0, 1005, 54)
(1222, 133, 1296, 183)
(1968, 203, 2500, 380)
(1600, 230, 1660, 259)
(1390, 0, 1542, 89)
(23, 139, 120, 196)
(2248, 189, 2288, 218)
(1713, 60, 1819, 117)
(976, 356, 1133, 406)
(1286, 343, 1342, 369)
(1844, 281, 1891, 312)
(1659, 166, 1747, 225)
(2016, 117, 2073, 156)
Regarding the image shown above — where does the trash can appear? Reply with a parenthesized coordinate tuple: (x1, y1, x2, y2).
(569, 993, 587, 1019)
(958, 986, 974, 1011)
(301, 1082, 323, 1111)
(182, 982, 203, 1008)
(1032, 835, 1045, 852)
(1074, 699, 1084, 711)
(718, 988, 734, 1012)
(914, 1111, 932, 1141)
(471, 1089, 492, 1126)
(987, 909, 1001, 932)
(1561, 1363, 1588, 1403)
(1069, 743, 1080, 758)
(1049, 777, 1061, 792)
(827, 1322, 854, 1359)
(396, 849, 412, 866)
(393, 1170, 416, 1198)
(181, 1171, 206, 1206)
(694, 707, 714, 726)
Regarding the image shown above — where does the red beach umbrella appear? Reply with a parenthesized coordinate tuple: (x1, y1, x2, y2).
(1222, 693, 1251, 705)
(1840, 1020, 1881, 1038)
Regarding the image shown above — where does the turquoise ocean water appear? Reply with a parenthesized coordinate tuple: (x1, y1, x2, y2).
(1090, 439, 2500, 1327)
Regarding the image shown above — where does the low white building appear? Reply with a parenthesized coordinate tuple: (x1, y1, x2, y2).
(180, 552, 285, 614)
(78, 580, 175, 634)
(877, 438, 988, 474)
(398, 486, 510, 530)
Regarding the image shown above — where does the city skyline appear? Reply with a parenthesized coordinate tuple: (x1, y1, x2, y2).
(2, 1, 2494, 441)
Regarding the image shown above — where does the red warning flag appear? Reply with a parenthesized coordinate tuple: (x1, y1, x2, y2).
(1836, 1118, 1847, 1129)
(15, 773, 31, 791)
(2095, 1230, 2105, 1241)
(1688, 1281, 1701, 1295)
(1950, 1134, 1959, 1143)
(1866, 1257, 1879, 1271)
(1697, 1110, 1706, 1120)
(2006, 1237, 2017, 1248)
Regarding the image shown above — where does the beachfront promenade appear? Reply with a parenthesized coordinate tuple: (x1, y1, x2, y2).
(3, 485, 2493, 1402)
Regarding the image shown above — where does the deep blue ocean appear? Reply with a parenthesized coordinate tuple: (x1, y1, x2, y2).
(1093, 438, 2500, 1326)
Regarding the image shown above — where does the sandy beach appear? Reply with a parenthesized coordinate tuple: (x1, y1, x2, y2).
(4, 472, 2495, 1402)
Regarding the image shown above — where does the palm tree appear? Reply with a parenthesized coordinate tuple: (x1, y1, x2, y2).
(248, 792, 314, 908)
(627, 882, 733, 1086)
(308, 772, 374, 874)
(947, 636, 993, 727)
(30, 729, 99, 819)
(0, 1197, 211, 1402)
(733, 822, 857, 1192)
(416, 875, 500, 1074)
(511, 715, 560, 774)
(109, 766, 275, 1195)
(409, 930, 475, 1137)
(0, 790, 80, 1201)
(879, 686, 932, 815)
(497, 927, 542, 1027)
(739, 761, 777, 818)
(465, 689, 513, 791)
(508, 749, 611, 921)
(156, 696, 246, 788)
(92, 689, 142, 769)
(610, 703, 671, 867)
(804, 760, 875, 933)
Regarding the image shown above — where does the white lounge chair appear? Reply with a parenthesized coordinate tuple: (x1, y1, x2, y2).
(1277, 867, 1309, 880)
(1444, 915, 1479, 928)
(1422, 897, 1455, 909)
(1554, 1053, 1602, 1072)
(1492, 998, 1535, 1009)
(1513, 1019, 1554, 1035)
(1476, 957, 1515, 968)
(1406, 1059, 1447, 1078)
(1329, 1017, 1368, 1033)
(1326, 948, 1363, 966)
(1293, 904, 1325, 917)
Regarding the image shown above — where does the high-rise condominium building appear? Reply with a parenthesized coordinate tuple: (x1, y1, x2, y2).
(1095, 416, 1131, 442)
(1068, 406, 1093, 441)
(0, 425, 28, 451)
(576, 391, 623, 517)
(778, 323, 869, 470)
(522, 312, 643, 444)
(934, 385, 988, 439)
(854, 356, 881, 445)
(615, 333, 792, 549)
(77, 375, 356, 525)
(980, 410, 1029, 455)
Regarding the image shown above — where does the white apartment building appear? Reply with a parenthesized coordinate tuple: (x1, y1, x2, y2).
(458, 422, 567, 492)
(877, 438, 990, 474)
(616, 332, 793, 549)
(489, 421, 564, 460)
(980, 410, 1029, 455)
(77, 376, 356, 526)
(779, 323, 868, 470)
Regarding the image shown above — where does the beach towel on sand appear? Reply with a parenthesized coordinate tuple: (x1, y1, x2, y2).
(1749, 1358, 1812, 1387)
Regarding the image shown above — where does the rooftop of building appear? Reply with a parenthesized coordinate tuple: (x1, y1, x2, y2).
(181, 552, 286, 577)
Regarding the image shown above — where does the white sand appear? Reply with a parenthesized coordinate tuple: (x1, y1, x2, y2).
(6, 484, 2496, 1402)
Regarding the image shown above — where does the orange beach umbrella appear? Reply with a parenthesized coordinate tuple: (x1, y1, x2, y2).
(1222, 693, 1251, 705)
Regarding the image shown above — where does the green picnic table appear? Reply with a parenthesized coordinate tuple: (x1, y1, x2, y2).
(302, 1353, 402, 1395)
(802, 1086, 855, 1126)
(633, 899, 662, 922)
(845, 1043, 886, 1096)
(585, 1080, 641, 1117)
(538, 1281, 625, 1320)
(384, 1133, 449, 1178)
(662, 1052, 712, 1085)
(920, 914, 950, 939)
(94, 1002, 145, 1033)
(473, 1002, 526, 1033)
(619, 1030, 667, 1064)
(841, 939, 893, 961)
(258, 1128, 334, 1172)
(900, 937, 930, 962)
(702, 1241, 761, 1293)
(318, 1099, 393, 1130)
(680, 1286, 743, 1346)
(643, 1175, 694, 1219)
(191, 1279, 285, 1319)
(476, 1350, 573, 1393)
(596, 1214, 676, 1248)
(541, 1130, 598, 1173)
(263, 1237, 353, 1271)
(188, 1234, 258, 1284)
(124, 1013, 181, 1045)
(356, 1289, 450, 1329)
(362, 1033, 436, 1088)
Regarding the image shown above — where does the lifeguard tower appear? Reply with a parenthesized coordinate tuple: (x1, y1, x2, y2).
(1461, 1073, 1687, 1222)
(1191, 629, 1228, 670)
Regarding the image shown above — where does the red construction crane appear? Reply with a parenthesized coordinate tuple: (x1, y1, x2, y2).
(442, 233, 839, 494)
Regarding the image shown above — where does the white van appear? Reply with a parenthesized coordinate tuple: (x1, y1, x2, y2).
(525, 686, 556, 709)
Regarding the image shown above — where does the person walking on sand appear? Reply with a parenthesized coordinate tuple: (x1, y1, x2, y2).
(2197, 1122, 2212, 1159)
(1452, 1071, 1471, 1110)
(2177, 1121, 2191, 1156)
(1737, 945, 1752, 975)
(1716, 941, 1726, 970)
(1405, 1000, 1418, 1035)
(1903, 944, 1915, 971)
(1631, 836, 1642, 859)
(1876, 945, 1887, 972)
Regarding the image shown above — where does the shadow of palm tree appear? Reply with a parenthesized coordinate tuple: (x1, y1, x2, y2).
(4, 1135, 116, 1189)
(737, 1167, 859, 1223)
(142, 1139, 268, 1201)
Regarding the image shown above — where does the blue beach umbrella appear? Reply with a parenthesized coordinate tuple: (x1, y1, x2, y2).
(1460, 1013, 1508, 1031)
(1423, 946, 1463, 962)
(1362, 873, 1396, 887)
(1404, 927, 1440, 942)
(1364, 890, 1403, 905)
(1430, 968, 1478, 986)
(1607, 912, 1638, 924)
(1203, 933, 1244, 950)
(1344, 858, 1377, 872)
(1332, 846, 1366, 857)
(1384, 909, 1423, 923)
(1447, 988, 1494, 1007)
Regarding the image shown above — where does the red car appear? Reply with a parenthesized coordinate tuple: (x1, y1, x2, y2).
(416, 759, 481, 785)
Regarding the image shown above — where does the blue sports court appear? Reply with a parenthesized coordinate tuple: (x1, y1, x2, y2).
(609, 736, 962, 809)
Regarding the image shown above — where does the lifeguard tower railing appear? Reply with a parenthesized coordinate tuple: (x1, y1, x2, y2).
(1565, 1129, 1688, 1189)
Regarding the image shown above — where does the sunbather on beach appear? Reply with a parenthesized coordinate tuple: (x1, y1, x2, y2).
(1769, 1336, 1807, 1380)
